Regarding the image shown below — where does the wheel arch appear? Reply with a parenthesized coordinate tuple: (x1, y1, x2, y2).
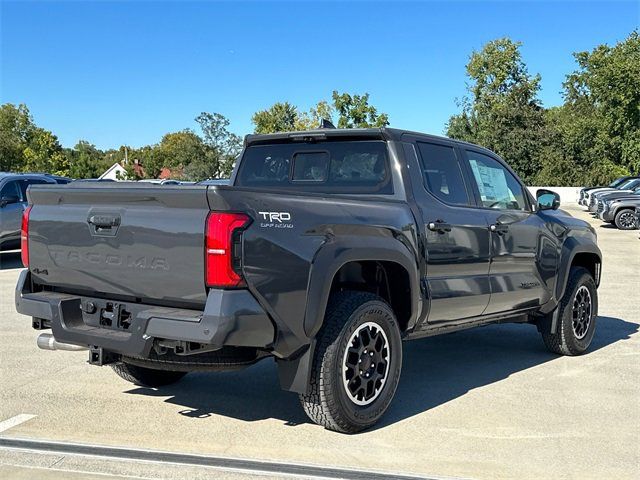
(277, 235, 420, 394)
(303, 238, 420, 339)
(613, 206, 637, 228)
(556, 239, 602, 302)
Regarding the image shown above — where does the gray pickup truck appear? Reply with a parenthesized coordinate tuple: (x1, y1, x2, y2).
(16, 128, 602, 433)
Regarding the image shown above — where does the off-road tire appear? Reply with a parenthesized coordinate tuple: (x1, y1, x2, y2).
(111, 361, 187, 387)
(614, 209, 637, 230)
(541, 267, 597, 355)
(299, 291, 402, 434)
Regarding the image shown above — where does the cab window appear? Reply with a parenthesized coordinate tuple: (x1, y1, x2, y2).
(237, 140, 391, 193)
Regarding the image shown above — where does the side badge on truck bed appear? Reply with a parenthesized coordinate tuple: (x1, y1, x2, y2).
(258, 211, 293, 229)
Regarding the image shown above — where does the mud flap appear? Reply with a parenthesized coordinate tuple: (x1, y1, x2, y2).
(276, 342, 315, 394)
(536, 307, 560, 335)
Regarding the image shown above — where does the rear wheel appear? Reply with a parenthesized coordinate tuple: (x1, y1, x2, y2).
(541, 267, 597, 355)
(614, 209, 637, 230)
(111, 361, 187, 387)
(299, 291, 402, 433)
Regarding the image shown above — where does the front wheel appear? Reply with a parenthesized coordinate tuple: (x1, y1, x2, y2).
(299, 291, 402, 433)
(541, 267, 598, 355)
(614, 209, 637, 230)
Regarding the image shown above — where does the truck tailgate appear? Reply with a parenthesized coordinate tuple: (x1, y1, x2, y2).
(27, 184, 210, 306)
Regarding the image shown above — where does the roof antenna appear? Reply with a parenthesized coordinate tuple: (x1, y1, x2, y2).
(319, 118, 336, 129)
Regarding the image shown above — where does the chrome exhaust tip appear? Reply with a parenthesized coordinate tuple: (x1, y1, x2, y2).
(37, 333, 87, 352)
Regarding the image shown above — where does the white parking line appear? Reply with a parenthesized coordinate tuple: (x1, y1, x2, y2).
(0, 437, 441, 480)
(0, 414, 36, 433)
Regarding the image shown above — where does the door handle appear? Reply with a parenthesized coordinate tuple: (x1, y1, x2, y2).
(428, 221, 452, 234)
(88, 214, 120, 229)
(490, 223, 509, 235)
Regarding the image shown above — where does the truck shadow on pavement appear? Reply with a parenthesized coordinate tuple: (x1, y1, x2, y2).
(125, 316, 637, 429)
(0, 251, 23, 270)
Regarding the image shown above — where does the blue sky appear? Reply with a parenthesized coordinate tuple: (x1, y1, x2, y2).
(1, 1, 637, 149)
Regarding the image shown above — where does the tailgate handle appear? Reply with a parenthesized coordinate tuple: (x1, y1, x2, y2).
(88, 214, 120, 229)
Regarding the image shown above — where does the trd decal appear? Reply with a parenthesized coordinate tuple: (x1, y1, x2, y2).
(258, 211, 294, 229)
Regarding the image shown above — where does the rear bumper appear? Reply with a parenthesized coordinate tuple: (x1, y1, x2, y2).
(15, 270, 275, 358)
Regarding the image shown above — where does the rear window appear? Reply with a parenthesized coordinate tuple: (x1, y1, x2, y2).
(236, 140, 392, 194)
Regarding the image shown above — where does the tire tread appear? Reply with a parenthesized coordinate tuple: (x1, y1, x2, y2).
(542, 266, 596, 356)
(300, 291, 393, 433)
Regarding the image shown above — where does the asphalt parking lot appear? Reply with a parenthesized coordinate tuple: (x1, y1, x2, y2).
(0, 203, 638, 480)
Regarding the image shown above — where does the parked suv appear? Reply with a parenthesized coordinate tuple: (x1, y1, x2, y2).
(0, 173, 57, 251)
(587, 178, 640, 211)
(599, 190, 640, 229)
(578, 176, 637, 206)
(15, 129, 602, 433)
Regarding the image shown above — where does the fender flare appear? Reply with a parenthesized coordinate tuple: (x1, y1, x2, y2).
(276, 234, 420, 394)
(539, 238, 602, 335)
(555, 239, 602, 302)
(303, 236, 421, 338)
(611, 205, 636, 222)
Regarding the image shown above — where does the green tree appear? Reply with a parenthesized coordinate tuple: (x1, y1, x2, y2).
(251, 102, 299, 134)
(0, 103, 68, 175)
(154, 130, 207, 171)
(121, 145, 155, 180)
(192, 112, 242, 179)
(251, 93, 389, 133)
(22, 127, 68, 176)
(446, 38, 546, 184)
(331, 91, 389, 128)
(561, 30, 639, 176)
(66, 140, 107, 179)
(295, 100, 335, 130)
(0, 103, 32, 171)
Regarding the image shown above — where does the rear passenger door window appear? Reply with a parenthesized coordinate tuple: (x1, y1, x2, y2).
(19, 179, 51, 200)
(0, 181, 22, 201)
(416, 142, 471, 205)
(464, 150, 527, 211)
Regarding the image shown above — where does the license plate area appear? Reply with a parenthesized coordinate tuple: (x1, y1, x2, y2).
(81, 299, 135, 332)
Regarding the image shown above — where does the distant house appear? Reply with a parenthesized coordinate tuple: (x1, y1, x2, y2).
(132, 161, 145, 178)
(99, 162, 128, 180)
(99, 161, 180, 181)
(159, 167, 182, 179)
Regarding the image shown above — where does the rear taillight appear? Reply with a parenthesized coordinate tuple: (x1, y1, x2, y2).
(205, 212, 250, 288)
(21, 205, 32, 268)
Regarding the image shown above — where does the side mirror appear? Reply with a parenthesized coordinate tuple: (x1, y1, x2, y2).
(536, 189, 560, 211)
(0, 195, 20, 208)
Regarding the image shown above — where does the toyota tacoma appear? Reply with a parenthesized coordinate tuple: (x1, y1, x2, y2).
(15, 128, 602, 433)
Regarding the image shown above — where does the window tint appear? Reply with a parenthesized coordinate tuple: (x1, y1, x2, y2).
(0, 181, 21, 200)
(609, 177, 628, 187)
(237, 140, 391, 193)
(19, 179, 50, 199)
(416, 142, 470, 205)
(465, 150, 527, 210)
(292, 152, 329, 182)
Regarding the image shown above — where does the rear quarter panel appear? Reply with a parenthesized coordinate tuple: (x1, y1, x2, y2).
(208, 187, 420, 357)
